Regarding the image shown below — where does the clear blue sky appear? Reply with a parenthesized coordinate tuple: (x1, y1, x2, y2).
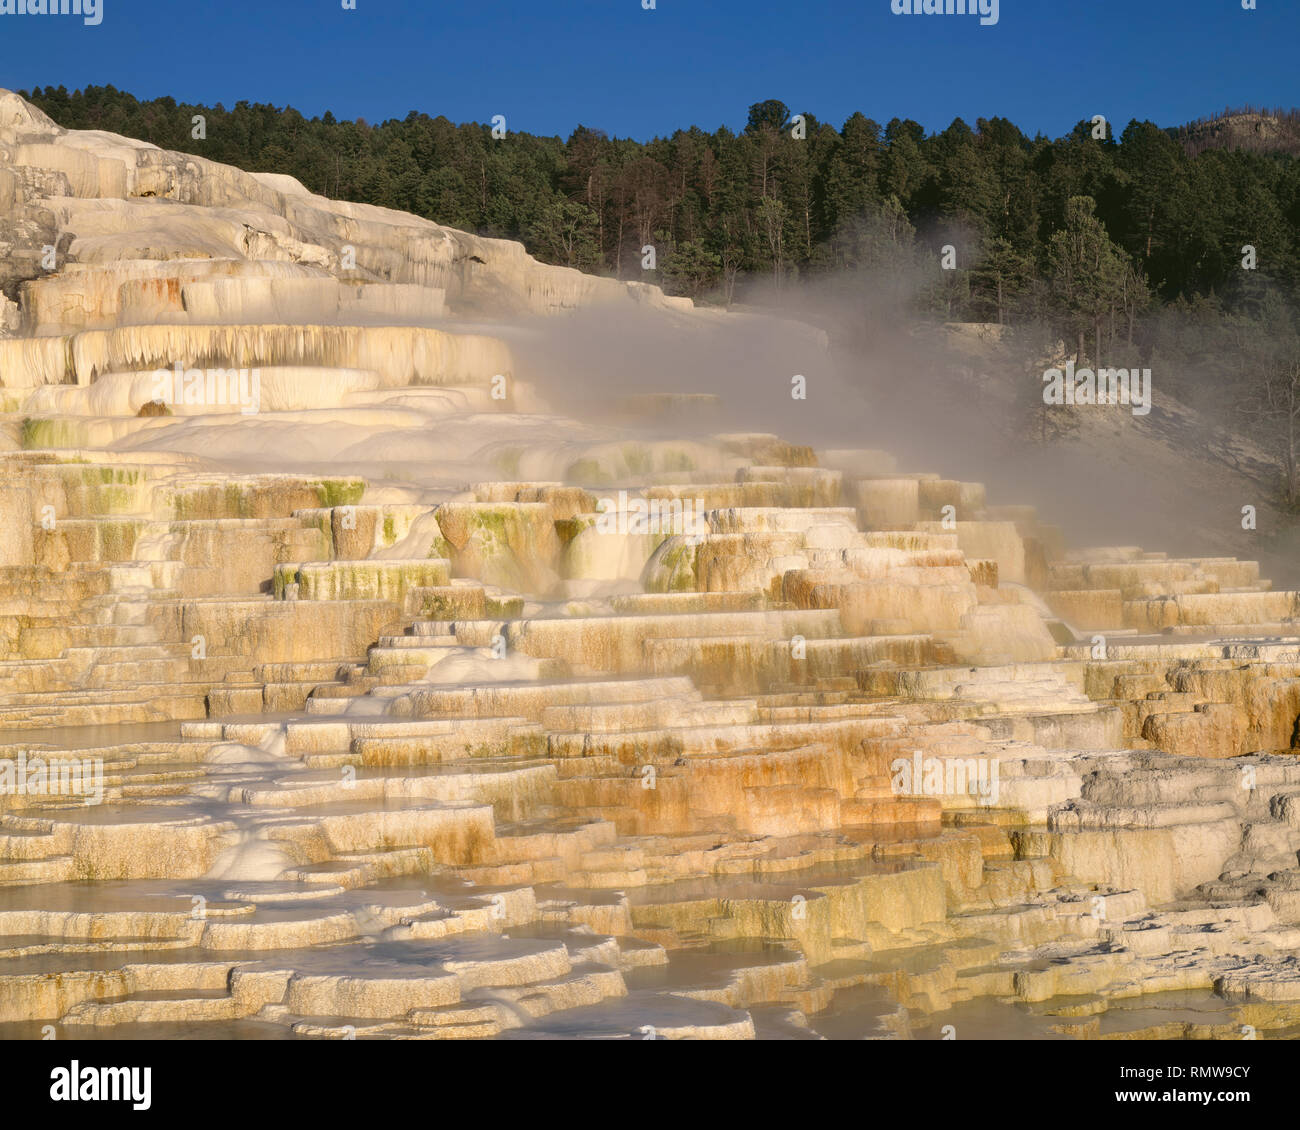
(0, 0, 1296, 140)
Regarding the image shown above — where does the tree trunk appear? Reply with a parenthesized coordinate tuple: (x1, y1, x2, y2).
(588, 173, 604, 266)
(1289, 383, 1299, 507)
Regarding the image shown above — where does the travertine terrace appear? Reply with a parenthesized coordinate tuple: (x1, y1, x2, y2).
(4, 88, 1300, 1040)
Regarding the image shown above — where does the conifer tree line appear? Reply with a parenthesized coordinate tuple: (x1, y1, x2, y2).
(22, 87, 1300, 311)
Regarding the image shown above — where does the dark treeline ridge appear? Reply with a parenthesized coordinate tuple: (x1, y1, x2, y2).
(20, 86, 1300, 305)
(20, 85, 1300, 502)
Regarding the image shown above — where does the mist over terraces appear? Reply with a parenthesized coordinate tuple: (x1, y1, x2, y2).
(5, 88, 1300, 1042)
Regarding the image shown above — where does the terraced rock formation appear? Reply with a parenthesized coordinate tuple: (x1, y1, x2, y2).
(4, 89, 1300, 1040)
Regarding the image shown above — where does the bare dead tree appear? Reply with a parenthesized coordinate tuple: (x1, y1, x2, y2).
(1245, 357, 1300, 507)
